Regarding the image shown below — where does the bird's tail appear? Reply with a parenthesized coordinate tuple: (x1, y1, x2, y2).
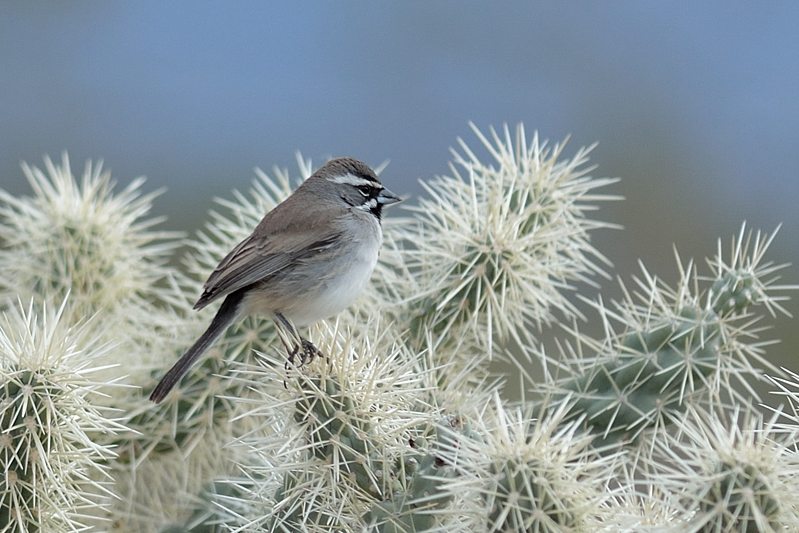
(149, 291, 243, 403)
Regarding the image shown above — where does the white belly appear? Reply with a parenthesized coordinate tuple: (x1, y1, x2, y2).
(293, 241, 378, 324)
(239, 214, 382, 326)
(258, 218, 381, 326)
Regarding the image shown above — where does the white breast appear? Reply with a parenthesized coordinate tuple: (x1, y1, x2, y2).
(284, 218, 382, 326)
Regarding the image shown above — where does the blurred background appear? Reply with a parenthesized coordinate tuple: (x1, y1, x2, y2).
(1, 2, 798, 373)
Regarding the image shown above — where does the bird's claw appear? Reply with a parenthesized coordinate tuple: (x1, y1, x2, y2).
(300, 339, 320, 364)
(284, 339, 322, 371)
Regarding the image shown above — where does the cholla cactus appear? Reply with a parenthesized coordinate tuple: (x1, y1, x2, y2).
(0, 299, 121, 532)
(390, 123, 618, 359)
(540, 225, 793, 445)
(207, 317, 460, 532)
(0, 153, 180, 321)
(0, 154, 188, 394)
(449, 395, 618, 532)
(598, 484, 686, 532)
(650, 407, 799, 532)
(1, 124, 798, 532)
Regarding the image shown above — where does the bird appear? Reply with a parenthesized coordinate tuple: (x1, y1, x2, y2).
(149, 157, 401, 403)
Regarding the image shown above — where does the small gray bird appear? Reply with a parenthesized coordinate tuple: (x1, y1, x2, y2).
(149, 158, 401, 403)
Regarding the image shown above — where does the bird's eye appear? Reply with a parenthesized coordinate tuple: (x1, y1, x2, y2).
(357, 185, 372, 196)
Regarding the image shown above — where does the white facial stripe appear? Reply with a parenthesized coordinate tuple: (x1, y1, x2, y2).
(355, 198, 378, 211)
(327, 173, 377, 187)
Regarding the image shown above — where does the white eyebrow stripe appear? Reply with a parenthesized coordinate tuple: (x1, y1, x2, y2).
(326, 173, 378, 187)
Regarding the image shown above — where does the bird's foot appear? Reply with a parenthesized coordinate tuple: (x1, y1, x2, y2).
(284, 339, 322, 369)
(283, 340, 324, 389)
(285, 344, 299, 370)
(299, 339, 321, 365)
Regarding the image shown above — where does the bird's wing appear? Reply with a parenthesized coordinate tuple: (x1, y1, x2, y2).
(193, 210, 344, 310)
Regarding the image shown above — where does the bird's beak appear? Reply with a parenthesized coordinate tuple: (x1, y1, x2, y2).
(377, 188, 403, 206)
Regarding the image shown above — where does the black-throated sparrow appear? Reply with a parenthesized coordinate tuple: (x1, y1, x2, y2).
(149, 158, 401, 403)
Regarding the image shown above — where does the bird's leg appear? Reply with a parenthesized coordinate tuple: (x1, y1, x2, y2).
(275, 312, 321, 367)
(274, 313, 300, 368)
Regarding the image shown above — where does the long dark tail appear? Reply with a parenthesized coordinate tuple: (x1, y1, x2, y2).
(149, 291, 244, 403)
